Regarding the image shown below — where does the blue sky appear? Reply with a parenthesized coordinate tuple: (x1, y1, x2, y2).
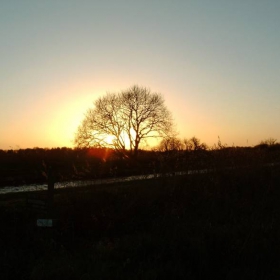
(1, 0, 279, 149)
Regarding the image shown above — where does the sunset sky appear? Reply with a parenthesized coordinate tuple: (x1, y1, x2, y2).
(1, 0, 279, 150)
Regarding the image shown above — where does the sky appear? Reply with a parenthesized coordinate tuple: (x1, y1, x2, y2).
(1, 0, 279, 150)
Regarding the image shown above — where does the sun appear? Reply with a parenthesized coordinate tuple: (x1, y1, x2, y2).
(104, 135, 115, 145)
(104, 132, 131, 149)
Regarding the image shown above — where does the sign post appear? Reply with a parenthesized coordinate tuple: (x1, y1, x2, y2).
(27, 165, 57, 227)
(47, 166, 55, 215)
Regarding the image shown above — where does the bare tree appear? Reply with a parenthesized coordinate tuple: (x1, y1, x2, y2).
(259, 138, 277, 146)
(183, 137, 208, 151)
(157, 136, 183, 152)
(75, 85, 174, 158)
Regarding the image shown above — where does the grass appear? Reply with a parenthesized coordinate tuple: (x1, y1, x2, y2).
(0, 164, 280, 279)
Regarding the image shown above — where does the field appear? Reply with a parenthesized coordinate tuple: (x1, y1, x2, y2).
(1, 161, 280, 279)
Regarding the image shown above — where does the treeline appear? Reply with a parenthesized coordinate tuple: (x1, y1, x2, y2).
(1, 138, 280, 187)
(0, 147, 157, 187)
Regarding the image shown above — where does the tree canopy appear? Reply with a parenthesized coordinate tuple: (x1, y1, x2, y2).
(75, 85, 174, 158)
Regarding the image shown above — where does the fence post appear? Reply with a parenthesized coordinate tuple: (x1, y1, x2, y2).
(47, 166, 55, 214)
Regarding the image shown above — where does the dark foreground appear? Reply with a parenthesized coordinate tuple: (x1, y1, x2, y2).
(1, 165, 280, 280)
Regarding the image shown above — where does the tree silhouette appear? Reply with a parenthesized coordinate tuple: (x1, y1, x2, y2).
(75, 85, 174, 158)
(183, 137, 207, 151)
(157, 136, 183, 152)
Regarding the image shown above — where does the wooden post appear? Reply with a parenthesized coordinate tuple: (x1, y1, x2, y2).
(26, 166, 57, 228)
(47, 166, 55, 214)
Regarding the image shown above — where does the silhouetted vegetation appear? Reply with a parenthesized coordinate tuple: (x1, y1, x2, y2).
(75, 85, 174, 158)
(1, 152, 280, 279)
(0, 147, 156, 187)
(1, 137, 280, 188)
(1, 137, 280, 278)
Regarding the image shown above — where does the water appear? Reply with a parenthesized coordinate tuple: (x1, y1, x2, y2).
(0, 169, 208, 195)
(4, 162, 275, 195)
(0, 173, 165, 195)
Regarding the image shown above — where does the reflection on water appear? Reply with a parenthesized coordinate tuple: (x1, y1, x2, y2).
(0, 169, 211, 195)
(1, 162, 278, 195)
(0, 174, 158, 195)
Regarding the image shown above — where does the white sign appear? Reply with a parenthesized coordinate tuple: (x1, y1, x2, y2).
(37, 219, 53, 227)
